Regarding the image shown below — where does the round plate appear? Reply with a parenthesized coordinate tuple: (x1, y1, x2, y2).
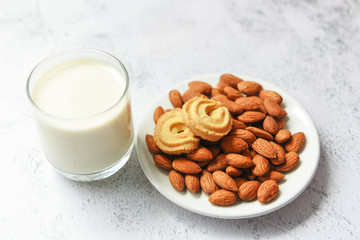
(136, 74, 320, 219)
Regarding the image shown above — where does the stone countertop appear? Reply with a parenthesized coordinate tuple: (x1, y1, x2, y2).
(0, 0, 359, 239)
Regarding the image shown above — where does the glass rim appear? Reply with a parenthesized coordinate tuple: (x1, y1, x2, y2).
(26, 48, 130, 121)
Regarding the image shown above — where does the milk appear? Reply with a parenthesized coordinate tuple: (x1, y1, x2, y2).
(30, 58, 134, 175)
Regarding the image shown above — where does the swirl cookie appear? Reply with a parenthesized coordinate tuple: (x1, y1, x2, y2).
(153, 108, 200, 154)
(182, 96, 233, 141)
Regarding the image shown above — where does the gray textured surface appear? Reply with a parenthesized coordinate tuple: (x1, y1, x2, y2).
(1, 0, 359, 239)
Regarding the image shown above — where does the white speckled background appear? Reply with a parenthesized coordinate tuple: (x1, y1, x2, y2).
(0, 0, 359, 239)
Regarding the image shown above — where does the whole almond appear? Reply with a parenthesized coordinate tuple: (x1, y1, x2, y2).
(226, 153, 254, 168)
(224, 86, 243, 100)
(259, 90, 283, 105)
(172, 158, 202, 174)
(263, 116, 279, 135)
(232, 119, 247, 130)
(220, 136, 249, 153)
(226, 166, 243, 177)
(209, 189, 238, 206)
(206, 153, 229, 172)
(263, 98, 287, 118)
(220, 74, 243, 88)
(186, 146, 213, 162)
(212, 171, 238, 192)
(238, 180, 261, 201)
(169, 170, 185, 191)
(169, 90, 183, 108)
(197, 159, 212, 167)
(153, 106, 164, 124)
(211, 88, 222, 96)
(275, 129, 291, 143)
(276, 119, 285, 129)
(212, 94, 243, 115)
(145, 134, 162, 154)
(257, 171, 285, 182)
(237, 111, 266, 123)
(235, 96, 263, 111)
(185, 174, 200, 193)
(153, 154, 173, 170)
(246, 126, 274, 141)
(233, 177, 248, 188)
(188, 81, 212, 95)
(217, 81, 229, 93)
(208, 145, 221, 158)
(269, 141, 285, 165)
(229, 129, 256, 144)
(285, 132, 306, 152)
(257, 180, 279, 203)
(251, 138, 276, 158)
(237, 81, 262, 95)
(182, 89, 203, 103)
(200, 170, 219, 195)
(251, 154, 270, 177)
(275, 152, 300, 172)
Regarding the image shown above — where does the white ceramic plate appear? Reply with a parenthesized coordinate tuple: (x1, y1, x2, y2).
(136, 74, 320, 219)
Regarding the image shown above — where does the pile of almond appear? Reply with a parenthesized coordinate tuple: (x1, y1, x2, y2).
(146, 74, 306, 206)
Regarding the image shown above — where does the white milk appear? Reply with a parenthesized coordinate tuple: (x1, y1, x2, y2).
(31, 59, 133, 175)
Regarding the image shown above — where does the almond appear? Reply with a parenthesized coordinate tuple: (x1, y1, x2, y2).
(242, 149, 252, 159)
(169, 170, 185, 191)
(185, 174, 200, 193)
(276, 119, 285, 129)
(275, 129, 291, 143)
(257, 171, 285, 182)
(237, 81, 262, 95)
(153, 106, 164, 124)
(237, 111, 266, 123)
(226, 153, 254, 168)
(186, 146, 213, 162)
(226, 166, 243, 177)
(208, 145, 221, 158)
(212, 171, 238, 192)
(285, 132, 306, 152)
(206, 153, 229, 172)
(232, 119, 247, 130)
(211, 88, 222, 96)
(269, 141, 285, 165)
(182, 89, 203, 103)
(257, 180, 279, 203)
(200, 170, 219, 195)
(153, 154, 173, 170)
(251, 138, 276, 158)
(197, 159, 212, 167)
(220, 136, 249, 153)
(172, 158, 202, 174)
(251, 154, 270, 176)
(238, 180, 261, 201)
(233, 177, 247, 188)
(169, 90, 183, 108)
(263, 98, 287, 118)
(145, 134, 162, 154)
(235, 96, 263, 111)
(229, 129, 256, 144)
(212, 94, 243, 115)
(188, 81, 212, 95)
(259, 90, 283, 105)
(209, 189, 238, 206)
(224, 86, 243, 100)
(217, 81, 229, 93)
(246, 126, 274, 141)
(275, 152, 300, 172)
(263, 116, 279, 135)
(220, 74, 243, 88)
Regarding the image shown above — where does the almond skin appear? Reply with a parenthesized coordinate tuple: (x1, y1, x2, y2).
(208, 145, 221, 158)
(226, 153, 254, 168)
(233, 177, 248, 188)
(251, 154, 270, 177)
(169, 170, 185, 191)
(232, 119, 247, 130)
(209, 189, 238, 206)
(251, 138, 276, 158)
(212, 171, 239, 192)
(212, 94, 243, 115)
(275, 129, 291, 143)
(206, 153, 229, 172)
(153, 154, 173, 170)
(182, 89, 203, 103)
(224, 86, 243, 100)
(257, 171, 285, 182)
(188, 81, 212, 95)
(169, 90, 183, 108)
(186, 146, 213, 162)
(238, 180, 261, 201)
(246, 126, 274, 141)
(226, 166, 243, 177)
(276, 119, 285, 129)
(211, 88, 222, 96)
(263, 116, 279, 135)
(237, 81, 262, 95)
(229, 129, 256, 144)
(185, 174, 200, 193)
(172, 158, 202, 174)
(259, 90, 283, 105)
(237, 111, 266, 123)
(275, 152, 300, 172)
(145, 134, 162, 154)
(220, 136, 249, 153)
(285, 132, 306, 152)
(235, 96, 263, 111)
(263, 98, 287, 118)
(257, 180, 279, 203)
(269, 141, 286, 165)
(200, 170, 219, 195)
(220, 74, 243, 88)
(153, 106, 164, 124)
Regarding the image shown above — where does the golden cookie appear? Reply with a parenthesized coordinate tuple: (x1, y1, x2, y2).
(182, 96, 233, 141)
(153, 108, 200, 154)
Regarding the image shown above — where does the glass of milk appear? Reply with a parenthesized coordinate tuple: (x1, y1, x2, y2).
(26, 49, 134, 181)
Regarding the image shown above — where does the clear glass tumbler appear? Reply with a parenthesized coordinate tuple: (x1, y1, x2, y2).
(26, 49, 134, 181)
